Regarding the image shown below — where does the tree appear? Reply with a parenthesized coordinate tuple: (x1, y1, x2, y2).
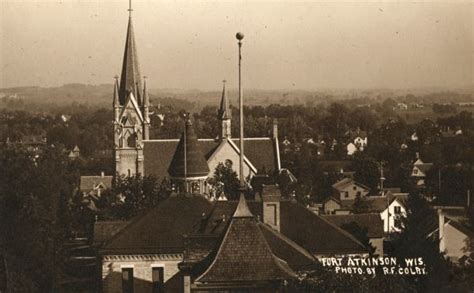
(390, 192, 450, 291)
(98, 174, 167, 221)
(351, 153, 380, 191)
(209, 160, 240, 200)
(0, 146, 70, 292)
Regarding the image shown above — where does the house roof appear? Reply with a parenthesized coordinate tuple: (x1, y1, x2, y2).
(79, 175, 113, 192)
(100, 195, 214, 255)
(93, 221, 129, 245)
(168, 120, 210, 178)
(321, 214, 384, 238)
(332, 178, 369, 192)
(194, 196, 295, 283)
(198, 200, 367, 256)
(144, 137, 278, 179)
(339, 193, 408, 213)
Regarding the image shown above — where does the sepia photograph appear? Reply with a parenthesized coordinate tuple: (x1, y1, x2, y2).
(0, 0, 473, 292)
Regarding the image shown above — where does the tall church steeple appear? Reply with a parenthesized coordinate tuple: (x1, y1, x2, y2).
(114, 2, 148, 177)
(217, 80, 232, 139)
(119, 3, 142, 105)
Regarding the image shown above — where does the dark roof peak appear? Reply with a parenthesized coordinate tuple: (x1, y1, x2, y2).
(168, 119, 210, 178)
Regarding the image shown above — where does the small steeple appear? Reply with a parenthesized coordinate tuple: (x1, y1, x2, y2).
(218, 80, 232, 139)
(113, 75, 119, 107)
(142, 76, 149, 107)
(119, 5, 142, 105)
(217, 80, 231, 120)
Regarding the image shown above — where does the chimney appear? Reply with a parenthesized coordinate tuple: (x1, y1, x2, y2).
(262, 184, 281, 232)
(101, 171, 105, 178)
(272, 119, 278, 140)
(438, 209, 446, 253)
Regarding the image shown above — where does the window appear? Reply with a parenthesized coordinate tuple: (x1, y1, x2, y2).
(413, 169, 418, 175)
(394, 206, 401, 214)
(152, 267, 164, 293)
(122, 267, 134, 293)
(353, 186, 357, 191)
(344, 192, 349, 198)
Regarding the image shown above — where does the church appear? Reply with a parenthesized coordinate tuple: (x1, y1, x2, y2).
(113, 8, 281, 194)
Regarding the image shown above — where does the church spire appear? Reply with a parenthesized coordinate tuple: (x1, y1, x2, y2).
(218, 80, 232, 139)
(119, 2, 142, 105)
(217, 80, 231, 120)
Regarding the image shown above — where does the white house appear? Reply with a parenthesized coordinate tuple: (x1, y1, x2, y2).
(380, 196, 407, 233)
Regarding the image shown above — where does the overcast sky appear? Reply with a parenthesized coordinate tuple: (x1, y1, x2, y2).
(0, 0, 472, 90)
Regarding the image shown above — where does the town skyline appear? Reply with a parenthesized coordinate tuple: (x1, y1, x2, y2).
(1, 1, 472, 91)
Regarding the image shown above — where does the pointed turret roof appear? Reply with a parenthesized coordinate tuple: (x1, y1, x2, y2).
(168, 119, 210, 178)
(195, 195, 295, 283)
(217, 80, 231, 120)
(119, 16, 142, 105)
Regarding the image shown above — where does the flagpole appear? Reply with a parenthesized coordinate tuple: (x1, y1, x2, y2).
(236, 32, 245, 191)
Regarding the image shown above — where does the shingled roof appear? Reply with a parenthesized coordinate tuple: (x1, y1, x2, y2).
(144, 137, 278, 179)
(100, 195, 213, 255)
(321, 214, 384, 238)
(168, 120, 210, 178)
(194, 195, 295, 283)
(196, 200, 367, 256)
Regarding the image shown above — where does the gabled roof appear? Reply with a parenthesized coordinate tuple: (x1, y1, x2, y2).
(80, 175, 113, 192)
(321, 214, 384, 238)
(168, 120, 210, 178)
(194, 196, 295, 283)
(119, 16, 142, 105)
(143, 137, 278, 179)
(332, 178, 369, 192)
(100, 195, 214, 255)
(120, 92, 144, 123)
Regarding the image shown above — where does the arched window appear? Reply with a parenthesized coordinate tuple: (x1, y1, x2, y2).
(127, 132, 137, 148)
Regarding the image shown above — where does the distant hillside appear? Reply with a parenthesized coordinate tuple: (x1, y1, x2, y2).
(0, 84, 472, 113)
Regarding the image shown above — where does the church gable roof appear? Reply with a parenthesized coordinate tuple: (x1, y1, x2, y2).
(143, 137, 278, 179)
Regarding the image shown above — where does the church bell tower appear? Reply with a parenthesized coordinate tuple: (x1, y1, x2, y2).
(113, 3, 150, 176)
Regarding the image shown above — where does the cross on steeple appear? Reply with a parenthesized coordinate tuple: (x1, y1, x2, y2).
(128, 0, 133, 16)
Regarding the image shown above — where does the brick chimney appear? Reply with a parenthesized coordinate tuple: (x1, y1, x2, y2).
(262, 184, 281, 232)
